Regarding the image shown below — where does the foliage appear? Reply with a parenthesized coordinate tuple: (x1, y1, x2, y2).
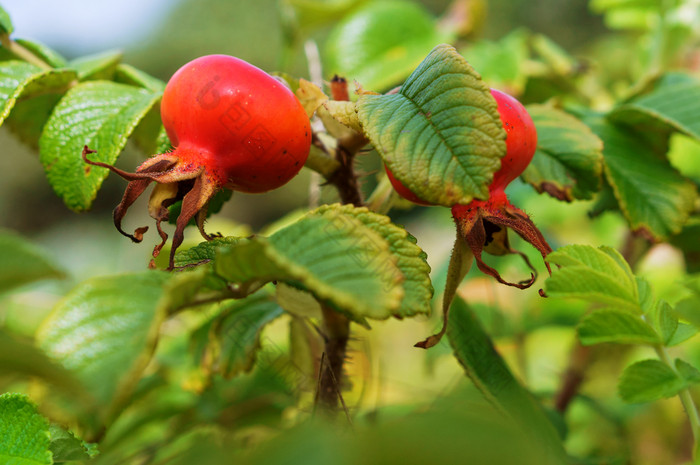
(0, 0, 699, 464)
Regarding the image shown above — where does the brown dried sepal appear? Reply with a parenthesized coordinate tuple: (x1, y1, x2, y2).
(452, 190, 553, 289)
(82, 145, 220, 270)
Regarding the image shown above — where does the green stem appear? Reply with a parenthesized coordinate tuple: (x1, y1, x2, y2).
(655, 345, 700, 459)
(0, 33, 52, 70)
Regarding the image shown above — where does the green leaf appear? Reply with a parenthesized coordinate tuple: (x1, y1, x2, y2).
(0, 5, 13, 34)
(114, 63, 166, 93)
(174, 236, 243, 268)
(209, 294, 284, 378)
(68, 50, 122, 80)
(618, 359, 687, 403)
(666, 322, 698, 347)
(577, 309, 660, 345)
(0, 229, 65, 294)
(357, 44, 506, 206)
(610, 74, 700, 141)
(276, 283, 323, 318)
(215, 205, 405, 322)
(0, 393, 51, 465)
(0, 61, 75, 127)
(36, 271, 173, 428)
(324, 0, 453, 92)
(545, 244, 640, 313)
(636, 276, 654, 314)
(447, 297, 568, 462)
(49, 424, 97, 462)
(15, 39, 67, 68)
(652, 300, 679, 345)
(314, 204, 433, 317)
(39, 81, 161, 211)
(586, 114, 697, 240)
(522, 105, 603, 201)
(676, 359, 700, 384)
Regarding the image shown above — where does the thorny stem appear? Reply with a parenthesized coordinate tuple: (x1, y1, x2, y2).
(0, 33, 53, 70)
(314, 76, 363, 416)
(655, 345, 700, 459)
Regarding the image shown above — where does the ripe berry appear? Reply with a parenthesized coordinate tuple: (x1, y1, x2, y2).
(488, 88, 537, 192)
(84, 54, 311, 268)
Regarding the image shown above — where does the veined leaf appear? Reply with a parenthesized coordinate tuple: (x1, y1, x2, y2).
(314, 204, 433, 318)
(618, 359, 687, 403)
(37, 271, 173, 429)
(577, 309, 660, 345)
(610, 73, 700, 141)
(39, 81, 161, 211)
(676, 359, 700, 384)
(215, 206, 404, 322)
(357, 44, 506, 206)
(324, 0, 453, 92)
(0, 60, 76, 126)
(586, 114, 697, 240)
(546, 244, 639, 312)
(522, 105, 603, 201)
(0, 394, 51, 465)
(0, 229, 65, 294)
(447, 297, 568, 462)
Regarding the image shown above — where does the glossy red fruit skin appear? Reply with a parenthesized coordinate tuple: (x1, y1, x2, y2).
(385, 165, 434, 206)
(488, 88, 537, 192)
(161, 54, 311, 193)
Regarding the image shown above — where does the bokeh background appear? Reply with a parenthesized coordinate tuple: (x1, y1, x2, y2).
(1, 1, 700, 464)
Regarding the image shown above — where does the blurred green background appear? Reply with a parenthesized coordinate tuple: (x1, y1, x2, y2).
(1, 1, 699, 464)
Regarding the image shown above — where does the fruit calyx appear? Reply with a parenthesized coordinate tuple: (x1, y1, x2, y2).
(451, 188, 552, 289)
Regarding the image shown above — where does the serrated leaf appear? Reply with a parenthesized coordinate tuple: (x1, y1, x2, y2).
(210, 294, 284, 378)
(39, 81, 161, 211)
(0, 5, 13, 34)
(324, 0, 453, 92)
(545, 245, 640, 313)
(69, 50, 122, 80)
(0, 61, 75, 126)
(676, 359, 700, 384)
(0, 229, 65, 293)
(522, 105, 603, 201)
(357, 44, 506, 206)
(577, 309, 660, 345)
(0, 393, 51, 465)
(447, 297, 568, 462)
(610, 74, 700, 141)
(36, 271, 173, 428)
(314, 204, 433, 318)
(15, 38, 67, 68)
(585, 114, 697, 240)
(174, 236, 243, 268)
(618, 359, 686, 403)
(49, 424, 97, 462)
(114, 63, 166, 93)
(215, 206, 404, 321)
